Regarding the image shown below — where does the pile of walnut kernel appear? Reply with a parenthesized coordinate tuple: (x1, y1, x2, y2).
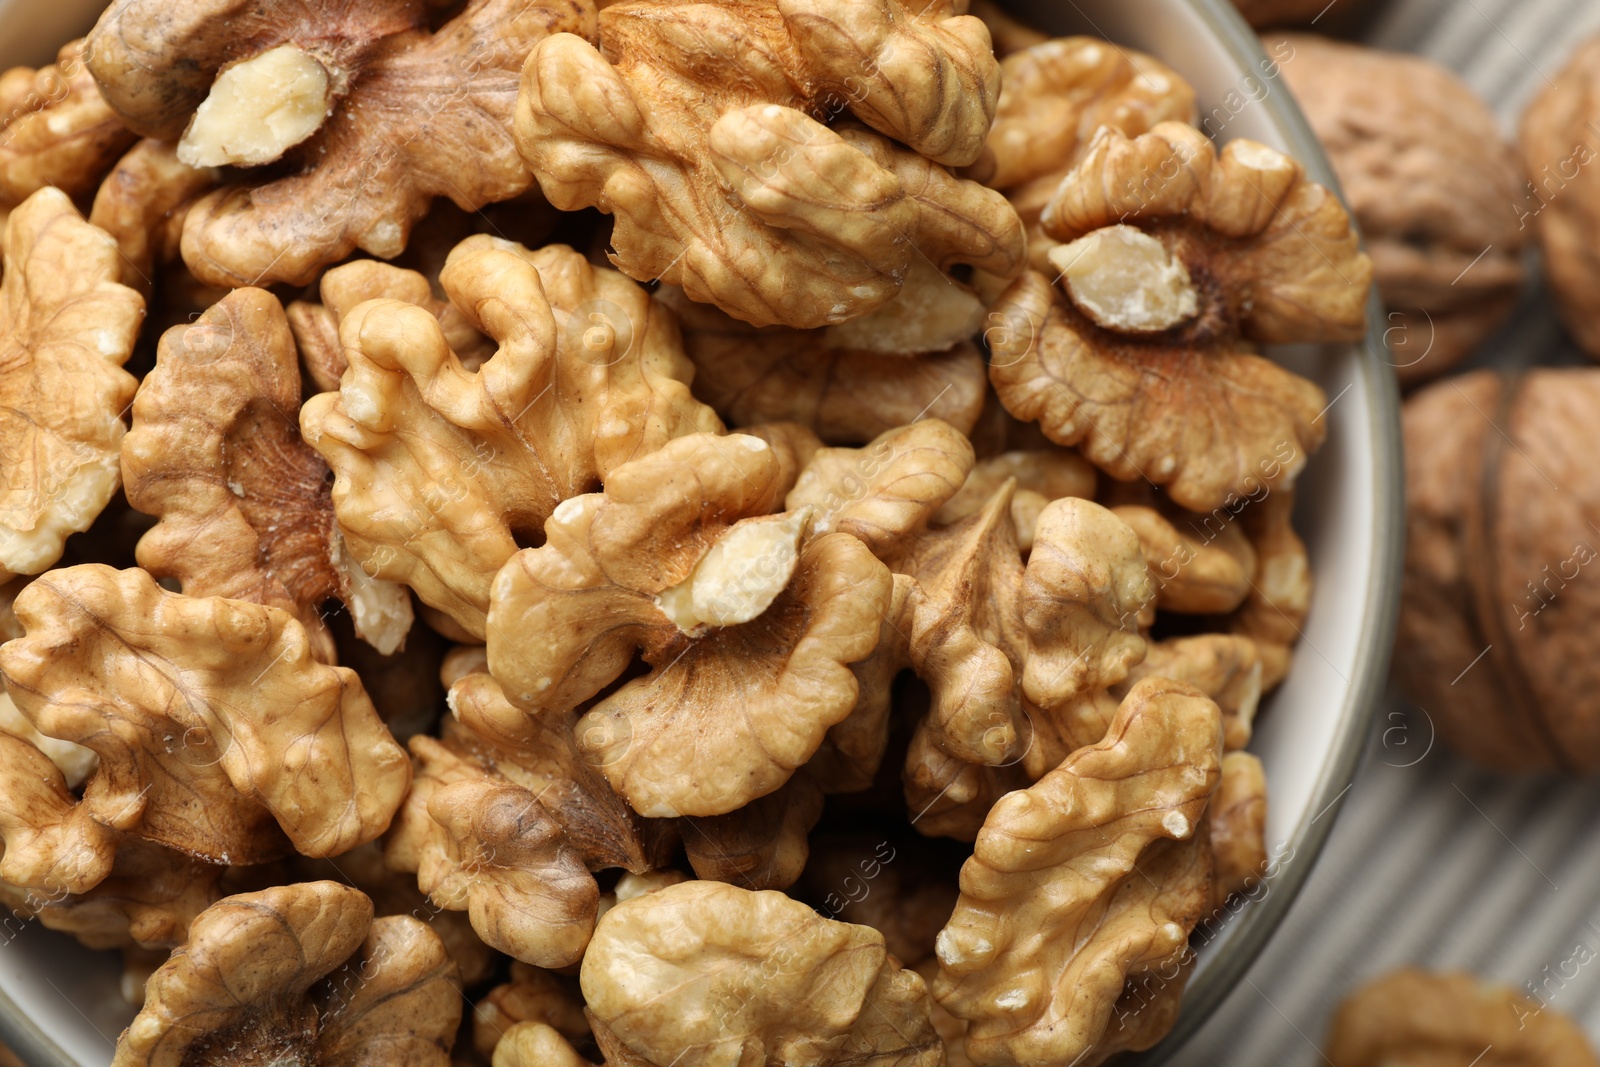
(0, 1, 1373, 1064)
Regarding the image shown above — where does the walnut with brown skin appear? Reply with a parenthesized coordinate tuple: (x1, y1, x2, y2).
(932, 448, 1097, 551)
(123, 285, 415, 662)
(86, 0, 595, 289)
(386, 727, 600, 970)
(1399, 369, 1600, 770)
(581, 880, 943, 1067)
(473, 964, 590, 1062)
(0, 836, 222, 951)
(287, 258, 494, 394)
(0, 40, 138, 208)
(991, 121, 1369, 513)
(112, 881, 461, 1067)
(1271, 34, 1526, 383)
(680, 771, 824, 891)
(0, 188, 143, 583)
(87, 139, 218, 296)
(932, 677, 1222, 1067)
(302, 237, 722, 639)
(1520, 34, 1600, 361)
(801, 835, 960, 970)
(0, 565, 411, 867)
(1210, 751, 1267, 904)
(789, 421, 1154, 831)
(486, 431, 892, 819)
(967, 1, 1048, 57)
(660, 276, 989, 446)
(515, 0, 1024, 329)
(966, 37, 1196, 274)
(1325, 968, 1599, 1066)
(1228, 488, 1310, 690)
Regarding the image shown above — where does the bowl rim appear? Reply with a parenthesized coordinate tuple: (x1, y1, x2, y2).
(1119, 0, 1404, 1058)
(0, 0, 1403, 1063)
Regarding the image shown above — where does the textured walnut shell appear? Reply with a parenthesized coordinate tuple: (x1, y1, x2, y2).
(1325, 968, 1599, 1066)
(1399, 369, 1600, 770)
(1519, 34, 1600, 361)
(1272, 33, 1526, 383)
(0, 40, 138, 207)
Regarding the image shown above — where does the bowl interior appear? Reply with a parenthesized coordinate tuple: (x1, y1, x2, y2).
(0, 1, 1402, 1063)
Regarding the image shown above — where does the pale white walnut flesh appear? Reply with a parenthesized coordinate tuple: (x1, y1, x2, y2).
(178, 44, 333, 168)
(1048, 224, 1198, 333)
(654, 509, 812, 633)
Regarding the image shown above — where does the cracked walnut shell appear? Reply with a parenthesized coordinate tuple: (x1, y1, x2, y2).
(932, 676, 1222, 1067)
(112, 880, 461, 1067)
(1519, 33, 1600, 361)
(0, 565, 410, 866)
(515, 0, 1024, 328)
(1325, 968, 1600, 1067)
(123, 285, 414, 662)
(0, 187, 143, 582)
(1399, 369, 1600, 770)
(87, 0, 595, 289)
(1271, 34, 1527, 383)
(0, 40, 138, 208)
(302, 237, 721, 640)
(581, 879, 942, 1067)
(990, 121, 1369, 512)
(487, 431, 891, 818)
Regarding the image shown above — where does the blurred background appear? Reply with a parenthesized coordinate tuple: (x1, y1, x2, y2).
(1186, 2, 1600, 1056)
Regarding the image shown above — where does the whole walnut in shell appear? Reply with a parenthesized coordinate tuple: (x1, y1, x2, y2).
(515, 0, 1025, 328)
(86, 0, 594, 288)
(1399, 368, 1600, 770)
(1325, 968, 1599, 1066)
(1271, 34, 1527, 383)
(1519, 33, 1600, 361)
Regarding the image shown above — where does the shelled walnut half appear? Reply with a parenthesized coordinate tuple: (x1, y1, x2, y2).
(933, 677, 1223, 1067)
(581, 880, 943, 1066)
(111, 881, 461, 1066)
(302, 237, 721, 639)
(0, 566, 410, 868)
(0, 188, 143, 583)
(487, 431, 891, 819)
(990, 121, 1370, 512)
(516, 0, 1024, 328)
(86, 0, 595, 288)
(0, 40, 138, 209)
